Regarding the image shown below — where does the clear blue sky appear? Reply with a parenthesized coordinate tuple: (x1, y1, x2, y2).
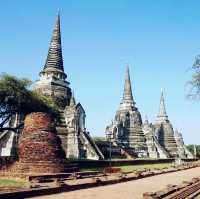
(0, 1, 200, 144)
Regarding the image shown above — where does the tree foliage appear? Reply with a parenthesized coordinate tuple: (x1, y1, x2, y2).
(186, 144, 200, 158)
(0, 74, 59, 132)
(93, 136, 106, 142)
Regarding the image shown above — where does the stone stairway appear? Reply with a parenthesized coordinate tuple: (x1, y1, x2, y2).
(0, 131, 17, 156)
(152, 135, 170, 158)
(0, 131, 10, 155)
(57, 110, 67, 128)
(55, 110, 69, 157)
(95, 141, 130, 159)
(121, 146, 137, 159)
(81, 131, 104, 160)
(112, 141, 136, 159)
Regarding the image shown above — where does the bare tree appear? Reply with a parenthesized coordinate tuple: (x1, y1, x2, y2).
(188, 55, 200, 99)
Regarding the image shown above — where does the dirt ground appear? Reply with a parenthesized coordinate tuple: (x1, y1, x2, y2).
(28, 167, 200, 199)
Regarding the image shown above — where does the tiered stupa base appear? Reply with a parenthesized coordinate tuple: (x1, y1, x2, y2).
(157, 122, 179, 158)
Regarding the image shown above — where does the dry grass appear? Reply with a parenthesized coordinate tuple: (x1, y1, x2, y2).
(0, 178, 26, 189)
(118, 163, 172, 172)
(81, 163, 172, 173)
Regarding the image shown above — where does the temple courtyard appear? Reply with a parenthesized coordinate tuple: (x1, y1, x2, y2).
(1, 2, 200, 199)
(28, 166, 200, 199)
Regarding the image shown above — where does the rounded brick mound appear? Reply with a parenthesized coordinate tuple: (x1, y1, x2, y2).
(23, 112, 54, 131)
(4, 112, 71, 175)
(19, 112, 65, 162)
(19, 131, 64, 162)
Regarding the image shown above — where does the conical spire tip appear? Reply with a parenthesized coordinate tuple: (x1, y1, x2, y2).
(43, 11, 64, 71)
(119, 65, 136, 109)
(156, 90, 168, 122)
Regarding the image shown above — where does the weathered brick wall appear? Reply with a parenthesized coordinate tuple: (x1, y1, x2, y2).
(19, 112, 65, 162)
(1, 112, 70, 176)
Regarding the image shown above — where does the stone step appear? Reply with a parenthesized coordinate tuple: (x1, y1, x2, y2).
(59, 124, 66, 127)
(56, 127, 68, 135)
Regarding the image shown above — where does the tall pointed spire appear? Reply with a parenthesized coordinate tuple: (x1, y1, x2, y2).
(156, 90, 168, 122)
(43, 12, 64, 71)
(121, 66, 135, 106)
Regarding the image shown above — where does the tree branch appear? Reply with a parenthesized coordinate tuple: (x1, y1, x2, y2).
(0, 114, 12, 128)
(0, 122, 24, 132)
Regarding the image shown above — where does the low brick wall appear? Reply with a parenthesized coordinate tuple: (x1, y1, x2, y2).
(0, 163, 200, 199)
(0, 158, 198, 170)
(71, 158, 198, 169)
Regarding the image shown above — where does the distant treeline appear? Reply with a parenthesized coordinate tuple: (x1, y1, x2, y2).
(186, 145, 200, 158)
(92, 136, 106, 142)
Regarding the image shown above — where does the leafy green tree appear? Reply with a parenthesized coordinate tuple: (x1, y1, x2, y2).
(93, 136, 106, 142)
(0, 74, 59, 132)
(186, 144, 200, 158)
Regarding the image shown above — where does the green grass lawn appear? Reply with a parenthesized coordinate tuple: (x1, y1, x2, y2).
(118, 163, 172, 172)
(0, 178, 26, 189)
(80, 163, 172, 173)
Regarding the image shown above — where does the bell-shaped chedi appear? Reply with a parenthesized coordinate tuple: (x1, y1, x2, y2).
(3, 112, 75, 175)
(106, 66, 148, 157)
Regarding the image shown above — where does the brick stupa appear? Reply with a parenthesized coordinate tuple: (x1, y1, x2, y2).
(2, 112, 76, 176)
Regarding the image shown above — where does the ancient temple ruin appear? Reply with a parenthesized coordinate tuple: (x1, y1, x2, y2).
(154, 92, 179, 157)
(174, 129, 194, 158)
(142, 116, 170, 159)
(33, 13, 104, 160)
(0, 112, 78, 176)
(0, 13, 103, 160)
(0, 13, 194, 160)
(105, 68, 194, 159)
(0, 113, 23, 157)
(105, 67, 148, 157)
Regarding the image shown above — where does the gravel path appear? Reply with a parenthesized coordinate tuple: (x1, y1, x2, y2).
(29, 167, 200, 199)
